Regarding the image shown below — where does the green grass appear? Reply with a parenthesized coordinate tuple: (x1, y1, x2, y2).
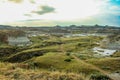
(0, 44, 13, 49)
(86, 57, 120, 72)
(5, 36, 102, 64)
(6, 35, 100, 62)
(27, 53, 102, 75)
(112, 51, 120, 57)
(1, 35, 115, 79)
(6, 45, 61, 62)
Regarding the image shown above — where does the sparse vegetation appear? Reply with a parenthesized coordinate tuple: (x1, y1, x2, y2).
(0, 33, 119, 80)
(90, 73, 112, 80)
(112, 51, 120, 57)
(86, 58, 120, 72)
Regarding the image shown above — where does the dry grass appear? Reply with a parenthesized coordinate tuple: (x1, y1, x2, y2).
(0, 62, 86, 80)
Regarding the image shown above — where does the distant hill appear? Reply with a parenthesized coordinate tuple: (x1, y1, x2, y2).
(0, 25, 12, 29)
(0, 24, 120, 34)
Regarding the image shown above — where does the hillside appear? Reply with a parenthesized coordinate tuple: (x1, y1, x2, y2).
(0, 31, 120, 80)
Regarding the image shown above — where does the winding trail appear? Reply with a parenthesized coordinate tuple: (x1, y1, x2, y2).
(72, 55, 116, 80)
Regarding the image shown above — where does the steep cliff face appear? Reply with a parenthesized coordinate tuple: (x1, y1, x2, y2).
(0, 30, 25, 44)
(100, 34, 120, 50)
(8, 36, 31, 46)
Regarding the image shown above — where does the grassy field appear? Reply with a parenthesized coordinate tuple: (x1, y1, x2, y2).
(0, 35, 119, 80)
(86, 57, 120, 72)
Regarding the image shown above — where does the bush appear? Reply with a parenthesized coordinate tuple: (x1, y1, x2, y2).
(90, 74, 111, 80)
(66, 52, 71, 56)
(64, 58, 71, 62)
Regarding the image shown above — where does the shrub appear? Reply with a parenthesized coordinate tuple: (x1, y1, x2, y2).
(66, 52, 71, 56)
(90, 74, 111, 80)
(64, 58, 71, 62)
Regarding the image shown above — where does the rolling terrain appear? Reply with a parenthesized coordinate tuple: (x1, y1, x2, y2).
(0, 27, 120, 80)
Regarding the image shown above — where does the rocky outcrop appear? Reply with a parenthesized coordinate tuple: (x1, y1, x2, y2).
(100, 34, 120, 50)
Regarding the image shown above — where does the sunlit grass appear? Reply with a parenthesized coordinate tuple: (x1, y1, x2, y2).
(86, 57, 120, 72)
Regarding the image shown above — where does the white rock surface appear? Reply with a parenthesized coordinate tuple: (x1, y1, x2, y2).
(93, 47, 116, 56)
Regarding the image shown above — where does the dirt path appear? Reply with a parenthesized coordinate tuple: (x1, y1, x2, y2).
(72, 55, 116, 80)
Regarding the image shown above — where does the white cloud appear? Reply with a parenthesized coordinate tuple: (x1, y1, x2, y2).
(1, 0, 119, 26)
(0, 0, 101, 22)
(110, 6, 120, 10)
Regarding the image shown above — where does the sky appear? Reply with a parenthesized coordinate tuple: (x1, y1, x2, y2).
(0, 0, 120, 27)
